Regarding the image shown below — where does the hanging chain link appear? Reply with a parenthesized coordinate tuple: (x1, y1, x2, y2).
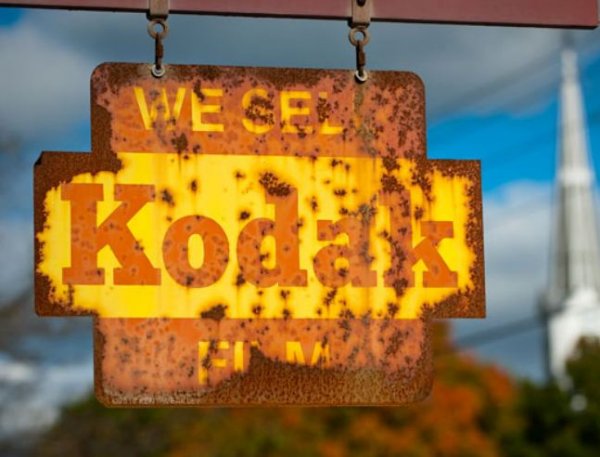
(147, 0, 169, 78)
(349, 26, 370, 82)
(349, 0, 371, 83)
(147, 18, 168, 78)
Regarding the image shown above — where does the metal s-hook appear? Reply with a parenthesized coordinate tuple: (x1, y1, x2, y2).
(349, 27, 370, 82)
(147, 0, 169, 78)
(349, 0, 372, 83)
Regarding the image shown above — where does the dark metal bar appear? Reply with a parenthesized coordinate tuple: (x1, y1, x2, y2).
(0, 0, 597, 28)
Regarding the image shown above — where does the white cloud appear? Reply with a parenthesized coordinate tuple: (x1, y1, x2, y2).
(483, 181, 553, 318)
(0, 19, 93, 137)
(0, 218, 32, 308)
(453, 180, 553, 379)
(0, 352, 92, 439)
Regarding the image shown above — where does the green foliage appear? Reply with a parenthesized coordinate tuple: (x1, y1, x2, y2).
(506, 337, 600, 457)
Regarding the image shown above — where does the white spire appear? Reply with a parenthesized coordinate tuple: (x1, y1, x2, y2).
(542, 33, 600, 383)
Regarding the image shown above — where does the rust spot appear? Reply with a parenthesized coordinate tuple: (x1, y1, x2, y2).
(252, 305, 263, 316)
(382, 154, 400, 172)
(235, 273, 246, 286)
(200, 304, 227, 321)
(244, 94, 275, 126)
(316, 97, 330, 124)
(414, 206, 424, 220)
(310, 196, 319, 212)
(171, 133, 188, 154)
(259, 172, 291, 196)
(324, 289, 337, 307)
(192, 81, 205, 101)
(380, 174, 403, 194)
(160, 189, 175, 207)
(385, 330, 406, 357)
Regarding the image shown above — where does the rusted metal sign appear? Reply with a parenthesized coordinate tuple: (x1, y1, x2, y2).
(35, 63, 484, 406)
(1, 0, 598, 28)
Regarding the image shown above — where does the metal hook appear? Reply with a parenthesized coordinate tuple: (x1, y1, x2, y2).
(148, 0, 169, 78)
(349, 0, 371, 83)
(349, 26, 369, 83)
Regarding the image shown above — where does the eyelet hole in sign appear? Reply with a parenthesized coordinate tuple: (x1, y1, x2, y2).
(147, 18, 168, 39)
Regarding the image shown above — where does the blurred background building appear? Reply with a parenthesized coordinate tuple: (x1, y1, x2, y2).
(540, 34, 600, 385)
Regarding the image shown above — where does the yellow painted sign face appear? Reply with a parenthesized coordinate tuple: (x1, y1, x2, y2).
(34, 64, 484, 406)
(39, 152, 475, 319)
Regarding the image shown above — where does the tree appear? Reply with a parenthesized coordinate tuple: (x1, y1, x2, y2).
(509, 337, 600, 457)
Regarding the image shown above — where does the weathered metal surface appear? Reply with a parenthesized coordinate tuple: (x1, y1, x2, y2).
(34, 63, 485, 406)
(95, 318, 431, 405)
(1, 0, 597, 28)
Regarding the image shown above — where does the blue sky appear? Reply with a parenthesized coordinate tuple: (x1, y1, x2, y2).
(428, 48, 600, 192)
(0, 7, 21, 26)
(2, 6, 600, 383)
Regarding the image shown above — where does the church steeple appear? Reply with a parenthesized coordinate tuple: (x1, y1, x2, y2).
(541, 33, 600, 383)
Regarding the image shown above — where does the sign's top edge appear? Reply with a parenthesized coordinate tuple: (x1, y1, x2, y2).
(90, 62, 426, 96)
(90, 62, 425, 78)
